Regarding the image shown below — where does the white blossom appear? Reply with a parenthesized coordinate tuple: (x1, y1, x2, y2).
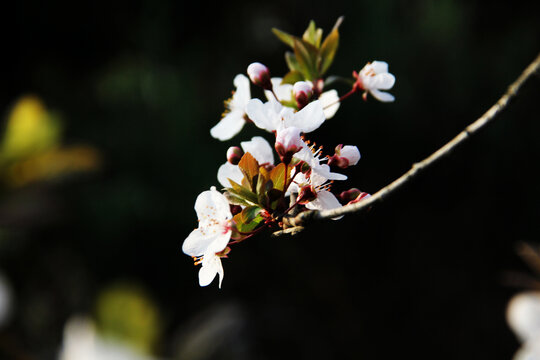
(356, 61, 395, 102)
(319, 89, 340, 119)
(265, 77, 341, 119)
(210, 74, 251, 141)
(507, 292, 540, 360)
(290, 142, 347, 217)
(246, 97, 325, 134)
(275, 126, 303, 162)
(182, 187, 232, 288)
(329, 144, 361, 168)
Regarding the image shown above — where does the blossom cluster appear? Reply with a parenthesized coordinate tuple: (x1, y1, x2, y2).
(183, 18, 395, 288)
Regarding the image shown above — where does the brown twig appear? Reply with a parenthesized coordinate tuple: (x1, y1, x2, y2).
(272, 52, 540, 237)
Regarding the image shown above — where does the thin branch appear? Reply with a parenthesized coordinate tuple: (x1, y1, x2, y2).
(273, 52, 540, 237)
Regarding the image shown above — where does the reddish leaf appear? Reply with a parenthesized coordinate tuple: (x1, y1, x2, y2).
(238, 152, 260, 190)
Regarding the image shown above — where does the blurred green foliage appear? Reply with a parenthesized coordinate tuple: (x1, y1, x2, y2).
(95, 283, 161, 355)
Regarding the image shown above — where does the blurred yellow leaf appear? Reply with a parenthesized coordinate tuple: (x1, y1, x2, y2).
(0, 95, 100, 188)
(4, 145, 100, 188)
(0, 95, 62, 162)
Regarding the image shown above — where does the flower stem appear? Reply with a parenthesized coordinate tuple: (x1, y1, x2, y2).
(322, 87, 358, 110)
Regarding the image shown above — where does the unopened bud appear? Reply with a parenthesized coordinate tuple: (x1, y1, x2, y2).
(227, 146, 243, 165)
(328, 144, 361, 168)
(293, 81, 313, 109)
(247, 62, 272, 90)
(229, 204, 242, 216)
(312, 79, 324, 98)
(275, 127, 303, 165)
(297, 185, 317, 205)
(339, 188, 370, 204)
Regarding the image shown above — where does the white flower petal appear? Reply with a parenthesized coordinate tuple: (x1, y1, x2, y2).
(198, 253, 224, 288)
(265, 77, 293, 102)
(514, 340, 540, 360)
(217, 162, 243, 188)
(372, 73, 395, 90)
(305, 190, 343, 219)
(370, 89, 395, 102)
(371, 61, 389, 74)
(182, 228, 222, 257)
(194, 187, 232, 224)
(241, 136, 274, 165)
(210, 111, 246, 141)
(340, 145, 361, 166)
(507, 292, 540, 343)
(313, 164, 347, 181)
(319, 90, 340, 119)
(292, 142, 314, 163)
(230, 74, 251, 109)
(287, 100, 325, 133)
(246, 98, 283, 132)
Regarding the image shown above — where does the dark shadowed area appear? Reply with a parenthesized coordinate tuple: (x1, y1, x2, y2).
(0, 0, 539, 359)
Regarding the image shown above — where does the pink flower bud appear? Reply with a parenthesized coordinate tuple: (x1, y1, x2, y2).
(247, 62, 272, 90)
(328, 144, 361, 168)
(226, 146, 244, 165)
(274, 127, 303, 164)
(339, 188, 371, 205)
(293, 81, 313, 109)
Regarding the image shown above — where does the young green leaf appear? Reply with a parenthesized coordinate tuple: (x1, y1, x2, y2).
(232, 212, 263, 239)
(319, 16, 343, 75)
(293, 39, 319, 80)
(302, 21, 317, 46)
(285, 51, 301, 73)
(282, 70, 304, 85)
(227, 179, 259, 205)
(271, 28, 296, 48)
(240, 205, 262, 224)
(224, 191, 251, 207)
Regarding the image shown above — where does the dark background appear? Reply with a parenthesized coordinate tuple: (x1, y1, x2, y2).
(1, 0, 539, 359)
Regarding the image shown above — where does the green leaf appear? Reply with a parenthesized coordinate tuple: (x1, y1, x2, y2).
(227, 179, 259, 205)
(232, 211, 264, 237)
(240, 205, 262, 224)
(282, 70, 304, 85)
(238, 152, 259, 190)
(271, 28, 296, 48)
(224, 191, 251, 207)
(293, 39, 319, 81)
(319, 16, 343, 75)
(285, 51, 301, 73)
(302, 20, 317, 46)
(302, 20, 324, 48)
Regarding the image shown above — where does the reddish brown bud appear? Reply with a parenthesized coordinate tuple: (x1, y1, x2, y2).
(230, 204, 242, 216)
